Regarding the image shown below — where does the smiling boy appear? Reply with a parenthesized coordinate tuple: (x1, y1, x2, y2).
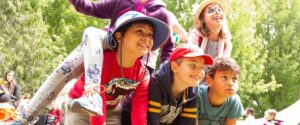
(147, 44, 213, 125)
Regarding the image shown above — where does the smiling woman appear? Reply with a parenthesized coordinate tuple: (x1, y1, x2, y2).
(0, 70, 20, 108)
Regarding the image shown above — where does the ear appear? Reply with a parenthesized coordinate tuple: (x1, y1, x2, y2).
(114, 32, 122, 43)
(170, 61, 179, 73)
(205, 75, 213, 87)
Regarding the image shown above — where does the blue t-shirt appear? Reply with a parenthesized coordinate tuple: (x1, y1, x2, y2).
(197, 85, 244, 125)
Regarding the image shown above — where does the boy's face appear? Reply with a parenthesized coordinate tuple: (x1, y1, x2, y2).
(207, 69, 239, 97)
(172, 57, 205, 87)
(116, 23, 154, 57)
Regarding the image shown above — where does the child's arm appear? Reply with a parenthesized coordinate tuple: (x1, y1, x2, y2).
(187, 28, 201, 46)
(69, 0, 116, 18)
(131, 76, 150, 125)
(168, 11, 188, 42)
(225, 118, 237, 125)
(225, 95, 244, 125)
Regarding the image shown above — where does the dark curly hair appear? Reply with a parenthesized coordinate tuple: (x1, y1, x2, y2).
(206, 58, 240, 78)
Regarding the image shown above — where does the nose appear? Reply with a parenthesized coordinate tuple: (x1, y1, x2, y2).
(143, 35, 152, 41)
(196, 69, 205, 80)
(227, 79, 234, 86)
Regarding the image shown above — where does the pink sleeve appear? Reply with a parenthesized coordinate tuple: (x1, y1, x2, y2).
(131, 77, 150, 125)
(187, 29, 200, 45)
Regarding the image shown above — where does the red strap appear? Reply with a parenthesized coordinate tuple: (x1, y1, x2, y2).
(198, 36, 203, 47)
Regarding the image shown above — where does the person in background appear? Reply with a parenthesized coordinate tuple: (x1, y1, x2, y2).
(196, 58, 244, 125)
(263, 109, 282, 125)
(0, 70, 20, 108)
(244, 107, 256, 125)
(17, 93, 31, 113)
(46, 101, 63, 125)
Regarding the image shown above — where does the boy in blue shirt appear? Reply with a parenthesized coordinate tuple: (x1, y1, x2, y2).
(197, 58, 244, 125)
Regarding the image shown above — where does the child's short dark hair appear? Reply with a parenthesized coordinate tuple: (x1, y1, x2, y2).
(116, 20, 155, 37)
(207, 58, 240, 78)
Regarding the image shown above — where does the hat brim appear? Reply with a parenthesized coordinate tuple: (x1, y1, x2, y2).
(194, 0, 226, 26)
(183, 53, 213, 65)
(111, 17, 170, 51)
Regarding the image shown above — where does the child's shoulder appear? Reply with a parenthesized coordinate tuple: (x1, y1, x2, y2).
(198, 85, 208, 93)
(227, 94, 242, 105)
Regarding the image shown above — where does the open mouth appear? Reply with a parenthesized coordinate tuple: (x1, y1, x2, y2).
(138, 43, 149, 50)
(213, 16, 223, 22)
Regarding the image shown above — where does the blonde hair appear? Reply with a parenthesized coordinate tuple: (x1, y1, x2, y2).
(264, 109, 277, 120)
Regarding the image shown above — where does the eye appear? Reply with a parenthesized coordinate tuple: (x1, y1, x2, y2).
(232, 77, 238, 82)
(207, 7, 215, 13)
(188, 64, 197, 70)
(136, 30, 143, 34)
(216, 8, 222, 12)
(147, 33, 153, 38)
(221, 76, 227, 81)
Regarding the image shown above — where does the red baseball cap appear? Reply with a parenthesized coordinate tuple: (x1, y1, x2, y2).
(170, 44, 213, 65)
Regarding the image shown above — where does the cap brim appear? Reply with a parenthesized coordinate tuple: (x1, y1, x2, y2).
(111, 17, 170, 51)
(183, 53, 213, 65)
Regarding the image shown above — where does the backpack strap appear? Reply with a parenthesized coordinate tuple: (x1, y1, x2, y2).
(198, 36, 203, 47)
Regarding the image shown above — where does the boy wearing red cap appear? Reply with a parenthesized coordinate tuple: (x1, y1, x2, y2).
(197, 58, 243, 125)
(147, 44, 213, 125)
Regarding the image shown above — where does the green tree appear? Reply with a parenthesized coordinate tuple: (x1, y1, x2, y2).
(0, 0, 64, 94)
(42, 0, 108, 53)
(255, 0, 300, 115)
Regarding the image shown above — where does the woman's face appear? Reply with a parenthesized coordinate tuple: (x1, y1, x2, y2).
(6, 72, 14, 82)
(202, 3, 224, 31)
